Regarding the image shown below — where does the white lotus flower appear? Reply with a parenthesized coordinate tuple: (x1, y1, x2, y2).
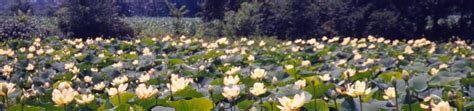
(224, 75, 240, 86)
(167, 74, 193, 93)
(430, 68, 439, 75)
(431, 101, 451, 111)
(404, 46, 414, 54)
(2, 65, 13, 77)
(318, 74, 331, 81)
(26, 63, 34, 71)
(383, 87, 396, 100)
(93, 82, 105, 91)
(250, 68, 267, 80)
(75, 94, 95, 105)
(52, 88, 76, 106)
(277, 92, 306, 111)
(57, 81, 72, 90)
(222, 85, 240, 100)
(112, 76, 128, 86)
(107, 83, 128, 96)
(0, 82, 16, 96)
(247, 55, 255, 62)
(285, 65, 294, 70)
(138, 74, 150, 83)
(347, 81, 371, 97)
(250, 82, 267, 96)
(225, 66, 241, 75)
(294, 80, 306, 89)
(344, 69, 356, 77)
(301, 60, 311, 67)
(135, 84, 158, 100)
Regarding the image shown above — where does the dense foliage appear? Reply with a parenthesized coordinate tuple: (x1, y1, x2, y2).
(0, 36, 473, 110)
(203, 0, 474, 40)
(56, 0, 134, 38)
(0, 10, 41, 41)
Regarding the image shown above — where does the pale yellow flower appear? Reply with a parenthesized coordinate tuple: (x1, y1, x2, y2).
(138, 74, 150, 83)
(430, 68, 439, 75)
(2, 65, 13, 77)
(249, 82, 267, 96)
(432, 101, 451, 111)
(383, 87, 396, 100)
(224, 75, 240, 86)
(301, 60, 311, 67)
(75, 94, 95, 105)
(107, 83, 128, 96)
(404, 46, 414, 54)
(84, 76, 93, 83)
(167, 74, 193, 93)
(285, 65, 294, 70)
(0, 82, 16, 96)
(57, 81, 72, 90)
(318, 74, 331, 82)
(112, 76, 128, 86)
(346, 81, 371, 97)
(52, 88, 76, 106)
(250, 68, 267, 80)
(93, 82, 105, 91)
(225, 66, 241, 76)
(277, 92, 306, 111)
(135, 84, 158, 100)
(294, 80, 306, 89)
(222, 85, 240, 100)
(26, 63, 34, 71)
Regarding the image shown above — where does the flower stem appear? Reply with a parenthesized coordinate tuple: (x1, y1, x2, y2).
(394, 84, 399, 111)
(312, 80, 317, 110)
(333, 97, 338, 111)
(209, 91, 215, 108)
(358, 96, 363, 111)
(117, 93, 121, 104)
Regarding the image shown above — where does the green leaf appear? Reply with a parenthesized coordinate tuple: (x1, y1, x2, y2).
(260, 102, 280, 111)
(351, 71, 372, 81)
(304, 83, 335, 98)
(237, 100, 255, 110)
(111, 92, 136, 106)
(169, 97, 214, 111)
(408, 76, 428, 92)
(378, 71, 402, 82)
(303, 99, 329, 111)
(401, 102, 424, 111)
(8, 104, 45, 111)
(169, 58, 185, 65)
(115, 104, 131, 111)
(173, 86, 204, 99)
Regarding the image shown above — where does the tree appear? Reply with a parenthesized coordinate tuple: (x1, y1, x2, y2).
(56, 0, 134, 39)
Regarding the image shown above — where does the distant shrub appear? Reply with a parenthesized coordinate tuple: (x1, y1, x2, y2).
(223, 0, 263, 37)
(0, 10, 41, 41)
(56, 0, 134, 39)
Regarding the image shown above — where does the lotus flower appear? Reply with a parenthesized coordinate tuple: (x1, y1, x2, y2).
(294, 80, 306, 89)
(0, 82, 16, 96)
(277, 92, 306, 111)
(135, 84, 158, 100)
(383, 87, 396, 100)
(52, 88, 77, 106)
(167, 74, 193, 93)
(222, 85, 240, 100)
(224, 75, 240, 86)
(250, 68, 266, 80)
(346, 81, 371, 97)
(75, 94, 95, 105)
(250, 82, 267, 96)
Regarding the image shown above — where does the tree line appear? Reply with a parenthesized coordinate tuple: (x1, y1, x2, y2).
(2, 0, 474, 40)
